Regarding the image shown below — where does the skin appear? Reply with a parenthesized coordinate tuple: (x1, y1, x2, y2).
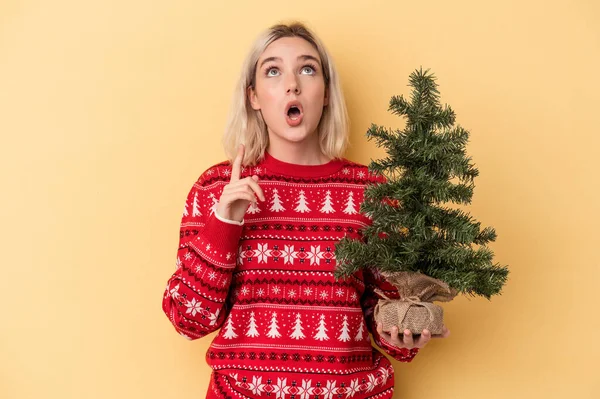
(376, 322, 451, 350)
(246, 36, 451, 351)
(248, 36, 330, 165)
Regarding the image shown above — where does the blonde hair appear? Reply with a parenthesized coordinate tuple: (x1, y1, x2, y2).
(221, 21, 350, 166)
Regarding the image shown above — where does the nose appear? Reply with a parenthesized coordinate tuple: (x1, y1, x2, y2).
(286, 75, 301, 94)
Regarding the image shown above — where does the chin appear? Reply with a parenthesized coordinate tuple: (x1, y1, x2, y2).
(272, 125, 313, 142)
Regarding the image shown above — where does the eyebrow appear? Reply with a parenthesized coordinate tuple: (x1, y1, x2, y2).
(259, 54, 321, 69)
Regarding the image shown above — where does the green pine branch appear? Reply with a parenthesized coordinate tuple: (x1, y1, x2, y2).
(334, 66, 509, 299)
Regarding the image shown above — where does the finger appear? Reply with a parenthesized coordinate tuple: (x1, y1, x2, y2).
(390, 326, 402, 346)
(246, 176, 266, 201)
(402, 329, 414, 348)
(230, 144, 244, 182)
(226, 176, 265, 202)
(432, 325, 450, 338)
(222, 191, 257, 208)
(416, 329, 431, 347)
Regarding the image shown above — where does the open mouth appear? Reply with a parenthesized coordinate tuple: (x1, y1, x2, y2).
(287, 106, 302, 120)
(285, 102, 304, 126)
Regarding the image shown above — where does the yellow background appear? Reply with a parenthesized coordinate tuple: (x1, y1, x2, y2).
(1, 0, 598, 398)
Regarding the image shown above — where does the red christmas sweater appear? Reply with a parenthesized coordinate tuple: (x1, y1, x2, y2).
(162, 151, 419, 399)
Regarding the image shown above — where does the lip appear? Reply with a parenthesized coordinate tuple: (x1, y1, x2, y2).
(284, 100, 304, 127)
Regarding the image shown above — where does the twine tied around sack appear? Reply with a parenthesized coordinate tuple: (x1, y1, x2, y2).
(372, 271, 459, 335)
(374, 288, 436, 324)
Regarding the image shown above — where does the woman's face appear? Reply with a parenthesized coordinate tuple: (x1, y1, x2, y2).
(248, 36, 328, 147)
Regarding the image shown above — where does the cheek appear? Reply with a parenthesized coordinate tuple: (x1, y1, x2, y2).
(256, 85, 279, 109)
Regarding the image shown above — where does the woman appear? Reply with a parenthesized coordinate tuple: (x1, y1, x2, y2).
(162, 21, 450, 399)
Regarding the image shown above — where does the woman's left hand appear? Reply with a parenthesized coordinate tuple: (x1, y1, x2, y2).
(376, 322, 451, 349)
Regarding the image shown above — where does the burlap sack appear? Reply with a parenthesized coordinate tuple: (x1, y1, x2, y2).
(373, 271, 458, 335)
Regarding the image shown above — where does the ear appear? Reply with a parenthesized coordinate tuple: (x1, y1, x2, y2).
(247, 86, 261, 110)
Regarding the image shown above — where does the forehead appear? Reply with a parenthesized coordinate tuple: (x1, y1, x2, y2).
(259, 36, 320, 62)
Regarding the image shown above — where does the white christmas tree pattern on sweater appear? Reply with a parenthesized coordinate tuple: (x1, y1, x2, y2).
(222, 315, 238, 339)
(314, 314, 329, 341)
(194, 187, 366, 219)
(245, 311, 260, 338)
(183, 200, 189, 217)
(269, 188, 286, 212)
(337, 315, 351, 342)
(290, 313, 306, 340)
(343, 191, 357, 215)
(294, 190, 311, 213)
(247, 201, 261, 215)
(319, 190, 335, 214)
(266, 311, 282, 338)
(355, 318, 366, 341)
(208, 193, 218, 216)
(192, 191, 202, 217)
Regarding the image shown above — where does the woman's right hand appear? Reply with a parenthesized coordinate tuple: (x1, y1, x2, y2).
(216, 144, 265, 223)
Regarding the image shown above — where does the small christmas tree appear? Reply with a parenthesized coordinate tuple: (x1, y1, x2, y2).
(313, 314, 329, 341)
(337, 315, 351, 342)
(290, 313, 306, 339)
(266, 312, 281, 338)
(246, 311, 260, 338)
(334, 67, 509, 334)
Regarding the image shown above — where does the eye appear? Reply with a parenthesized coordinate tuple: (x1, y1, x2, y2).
(266, 67, 280, 77)
(301, 64, 317, 75)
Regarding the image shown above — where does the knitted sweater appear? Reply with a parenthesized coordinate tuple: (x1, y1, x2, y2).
(162, 151, 420, 399)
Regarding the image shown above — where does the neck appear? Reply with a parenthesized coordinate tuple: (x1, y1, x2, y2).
(266, 133, 330, 165)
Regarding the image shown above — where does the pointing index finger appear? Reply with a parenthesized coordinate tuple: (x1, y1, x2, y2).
(231, 144, 244, 182)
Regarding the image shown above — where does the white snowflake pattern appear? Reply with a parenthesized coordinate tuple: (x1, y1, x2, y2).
(226, 366, 389, 398)
(184, 252, 193, 260)
(342, 168, 350, 175)
(194, 265, 202, 274)
(240, 286, 249, 296)
(185, 298, 202, 317)
(283, 245, 295, 264)
(347, 378, 361, 398)
(223, 168, 230, 176)
(169, 283, 180, 299)
(249, 375, 262, 395)
(323, 380, 337, 399)
(256, 243, 270, 263)
(307, 245, 322, 265)
(357, 170, 366, 179)
(336, 288, 344, 297)
(208, 271, 217, 280)
(288, 289, 297, 298)
(272, 286, 281, 295)
(350, 292, 358, 301)
(206, 169, 214, 175)
(253, 166, 263, 174)
(226, 252, 232, 260)
(257, 288, 265, 297)
(320, 291, 329, 300)
(303, 287, 313, 296)
(205, 243, 211, 251)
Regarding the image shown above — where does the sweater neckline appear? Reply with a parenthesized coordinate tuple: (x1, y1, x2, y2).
(261, 150, 345, 178)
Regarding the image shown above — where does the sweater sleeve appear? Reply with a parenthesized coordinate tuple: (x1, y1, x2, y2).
(161, 169, 244, 340)
(360, 266, 420, 362)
